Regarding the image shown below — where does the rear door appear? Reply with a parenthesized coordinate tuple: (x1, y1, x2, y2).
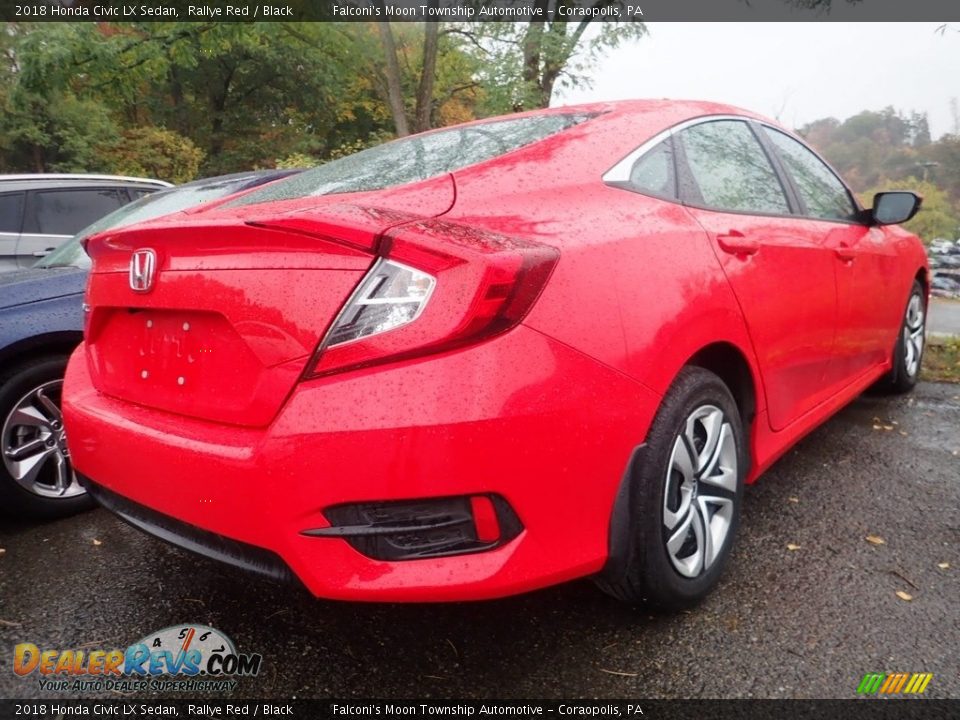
(0, 191, 25, 271)
(676, 118, 839, 431)
(18, 187, 129, 266)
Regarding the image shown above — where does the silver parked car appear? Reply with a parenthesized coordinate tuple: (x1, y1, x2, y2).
(0, 174, 171, 271)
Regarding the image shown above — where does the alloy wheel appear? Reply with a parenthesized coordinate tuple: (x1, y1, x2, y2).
(662, 404, 737, 578)
(2, 379, 83, 499)
(902, 292, 925, 380)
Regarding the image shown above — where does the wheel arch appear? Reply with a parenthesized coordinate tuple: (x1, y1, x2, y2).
(0, 332, 84, 378)
(601, 340, 762, 587)
(685, 341, 759, 476)
(915, 266, 928, 297)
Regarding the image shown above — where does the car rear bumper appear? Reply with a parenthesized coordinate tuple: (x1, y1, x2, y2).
(63, 325, 660, 601)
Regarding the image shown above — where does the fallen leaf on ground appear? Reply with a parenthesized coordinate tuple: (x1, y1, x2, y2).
(599, 668, 638, 677)
(882, 425, 894, 431)
(938, 562, 950, 570)
(786, 543, 801, 551)
(895, 590, 913, 602)
(872, 424, 883, 430)
(0, 619, 21, 627)
(865, 535, 886, 546)
(899, 431, 908, 436)
(0, 548, 5, 556)
(788, 497, 799, 503)
(92, 539, 102, 546)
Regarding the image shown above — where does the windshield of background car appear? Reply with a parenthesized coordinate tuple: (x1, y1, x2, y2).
(228, 113, 596, 207)
(36, 174, 270, 270)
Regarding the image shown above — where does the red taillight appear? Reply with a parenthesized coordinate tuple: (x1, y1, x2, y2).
(306, 220, 559, 378)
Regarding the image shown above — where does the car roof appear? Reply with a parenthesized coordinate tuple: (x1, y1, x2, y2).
(0, 174, 173, 192)
(392, 99, 767, 136)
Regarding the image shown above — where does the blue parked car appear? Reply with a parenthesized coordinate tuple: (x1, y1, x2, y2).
(0, 169, 302, 518)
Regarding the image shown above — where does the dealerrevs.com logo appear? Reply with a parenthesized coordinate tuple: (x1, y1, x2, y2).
(13, 625, 262, 693)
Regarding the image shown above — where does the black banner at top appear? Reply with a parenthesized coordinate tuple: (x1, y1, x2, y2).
(0, 699, 958, 719)
(1, 0, 959, 22)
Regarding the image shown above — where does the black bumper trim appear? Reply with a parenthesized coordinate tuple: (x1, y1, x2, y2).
(303, 494, 524, 561)
(80, 475, 295, 584)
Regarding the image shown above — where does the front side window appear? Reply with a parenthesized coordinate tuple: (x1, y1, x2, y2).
(763, 127, 857, 221)
(0, 192, 24, 233)
(26, 189, 128, 236)
(679, 120, 790, 215)
(230, 113, 595, 207)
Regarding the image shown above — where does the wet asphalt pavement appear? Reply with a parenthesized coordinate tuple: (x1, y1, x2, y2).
(0, 383, 958, 701)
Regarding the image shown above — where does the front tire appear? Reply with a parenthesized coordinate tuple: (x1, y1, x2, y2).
(596, 367, 745, 609)
(0, 355, 93, 520)
(878, 280, 926, 394)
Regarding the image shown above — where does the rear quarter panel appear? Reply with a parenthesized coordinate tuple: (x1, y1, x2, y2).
(446, 176, 761, 408)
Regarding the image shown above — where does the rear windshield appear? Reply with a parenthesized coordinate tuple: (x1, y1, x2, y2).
(229, 113, 595, 207)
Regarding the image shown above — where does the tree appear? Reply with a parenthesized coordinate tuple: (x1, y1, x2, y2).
(4, 23, 379, 175)
(303, 20, 481, 138)
(99, 126, 204, 183)
(378, 18, 442, 134)
(459, 9, 646, 112)
(0, 24, 117, 172)
(798, 108, 940, 192)
(919, 135, 960, 205)
(376, 20, 411, 136)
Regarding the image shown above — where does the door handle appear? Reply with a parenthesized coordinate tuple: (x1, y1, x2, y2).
(835, 244, 856, 262)
(716, 231, 759, 256)
(32, 248, 55, 257)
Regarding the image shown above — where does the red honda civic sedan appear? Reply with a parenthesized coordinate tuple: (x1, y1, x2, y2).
(62, 101, 928, 606)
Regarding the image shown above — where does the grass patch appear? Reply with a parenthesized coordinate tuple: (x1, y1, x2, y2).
(923, 337, 960, 383)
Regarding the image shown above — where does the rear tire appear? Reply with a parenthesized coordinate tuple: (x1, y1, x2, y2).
(0, 355, 93, 520)
(877, 280, 926, 395)
(596, 366, 745, 609)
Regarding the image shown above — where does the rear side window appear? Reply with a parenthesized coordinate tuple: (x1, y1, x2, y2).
(0, 192, 24, 233)
(628, 139, 677, 200)
(25, 188, 128, 235)
(230, 113, 596, 206)
(679, 120, 790, 215)
(763, 128, 857, 221)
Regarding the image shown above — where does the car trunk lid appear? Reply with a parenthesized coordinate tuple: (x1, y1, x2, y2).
(83, 189, 454, 427)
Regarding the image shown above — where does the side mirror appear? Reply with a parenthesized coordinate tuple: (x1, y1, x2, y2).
(871, 191, 922, 226)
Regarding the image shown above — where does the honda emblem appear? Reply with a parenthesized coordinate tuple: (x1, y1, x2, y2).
(129, 248, 157, 293)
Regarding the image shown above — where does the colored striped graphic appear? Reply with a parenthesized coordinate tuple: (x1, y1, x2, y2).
(857, 672, 933, 695)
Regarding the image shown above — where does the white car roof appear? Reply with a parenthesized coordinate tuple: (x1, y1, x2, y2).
(0, 173, 173, 187)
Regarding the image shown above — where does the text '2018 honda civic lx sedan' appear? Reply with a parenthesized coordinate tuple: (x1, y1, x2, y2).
(62, 101, 928, 606)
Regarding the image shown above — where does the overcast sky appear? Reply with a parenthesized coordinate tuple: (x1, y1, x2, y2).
(556, 23, 958, 138)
